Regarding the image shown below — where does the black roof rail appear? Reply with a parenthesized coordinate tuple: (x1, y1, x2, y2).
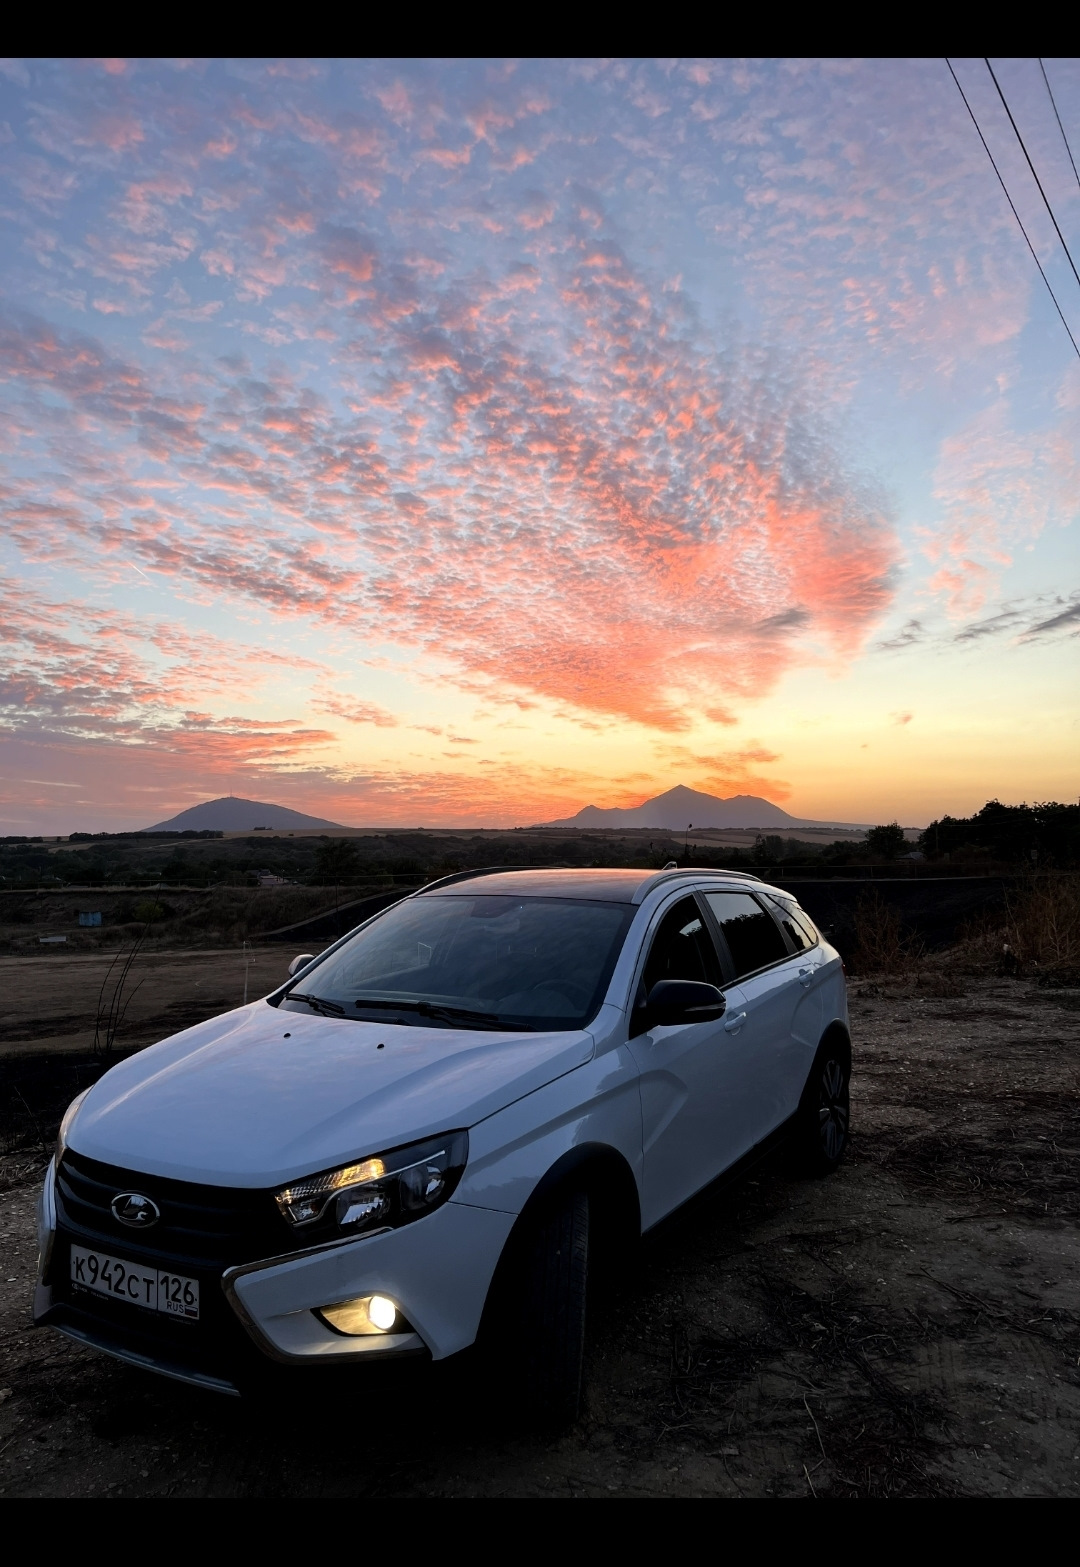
(632, 866, 764, 903)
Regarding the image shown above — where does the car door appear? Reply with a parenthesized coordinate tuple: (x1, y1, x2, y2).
(701, 889, 818, 1144)
(625, 894, 752, 1229)
(759, 892, 825, 1055)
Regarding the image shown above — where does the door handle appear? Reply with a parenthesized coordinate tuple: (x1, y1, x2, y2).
(798, 966, 815, 988)
(723, 1011, 747, 1034)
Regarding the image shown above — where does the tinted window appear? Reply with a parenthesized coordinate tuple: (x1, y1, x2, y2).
(777, 896, 819, 949)
(282, 895, 634, 1031)
(704, 891, 788, 978)
(762, 893, 813, 952)
(641, 896, 722, 993)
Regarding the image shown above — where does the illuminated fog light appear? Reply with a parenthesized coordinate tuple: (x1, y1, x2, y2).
(368, 1294, 396, 1331)
(319, 1293, 399, 1336)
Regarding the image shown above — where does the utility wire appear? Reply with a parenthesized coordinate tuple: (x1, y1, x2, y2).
(985, 58, 1080, 294)
(1038, 58, 1080, 198)
(945, 58, 1080, 362)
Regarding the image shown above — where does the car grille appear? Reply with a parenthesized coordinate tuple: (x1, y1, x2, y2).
(49, 1152, 354, 1387)
(56, 1149, 293, 1270)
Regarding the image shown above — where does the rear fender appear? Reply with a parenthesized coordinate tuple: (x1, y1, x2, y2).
(799, 1022, 852, 1112)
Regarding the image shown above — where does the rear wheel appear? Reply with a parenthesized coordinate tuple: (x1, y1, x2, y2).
(795, 1042, 851, 1175)
(490, 1187, 589, 1428)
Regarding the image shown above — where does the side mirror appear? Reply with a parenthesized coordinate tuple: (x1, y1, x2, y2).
(288, 953, 316, 978)
(645, 979, 726, 1028)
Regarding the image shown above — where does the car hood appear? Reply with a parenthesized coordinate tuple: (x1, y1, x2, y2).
(68, 1001, 595, 1188)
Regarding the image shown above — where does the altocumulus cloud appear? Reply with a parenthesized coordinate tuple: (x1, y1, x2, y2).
(0, 257, 898, 732)
(4, 56, 994, 757)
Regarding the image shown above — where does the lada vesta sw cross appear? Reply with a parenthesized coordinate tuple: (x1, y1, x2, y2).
(35, 866, 851, 1421)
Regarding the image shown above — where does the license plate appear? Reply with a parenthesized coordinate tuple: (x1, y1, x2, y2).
(69, 1245, 200, 1320)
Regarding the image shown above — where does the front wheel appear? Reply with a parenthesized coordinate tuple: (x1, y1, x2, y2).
(794, 1042, 851, 1175)
(487, 1187, 589, 1428)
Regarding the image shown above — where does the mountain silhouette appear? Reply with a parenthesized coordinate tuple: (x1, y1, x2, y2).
(146, 796, 343, 832)
(542, 785, 867, 831)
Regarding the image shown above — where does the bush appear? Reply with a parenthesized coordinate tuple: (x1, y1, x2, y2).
(134, 899, 167, 924)
(1003, 875, 1080, 978)
(849, 890, 924, 977)
(922, 873, 1080, 983)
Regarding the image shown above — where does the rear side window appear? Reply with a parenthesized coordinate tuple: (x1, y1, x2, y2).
(703, 891, 788, 978)
(762, 893, 817, 952)
(641, 896, 723, 993)
(784, 898, 819, 949)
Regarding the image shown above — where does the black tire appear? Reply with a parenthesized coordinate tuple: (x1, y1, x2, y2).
(794, 1040, 851, 1176)
(495, 1187, 589, 1428)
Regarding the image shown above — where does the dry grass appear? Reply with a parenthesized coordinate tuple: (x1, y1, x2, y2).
(1002, 875, 1080, 978)
(924, 874, 1080, 984)
(849, 891, 924, 978)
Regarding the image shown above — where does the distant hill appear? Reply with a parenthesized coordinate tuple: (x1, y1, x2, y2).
(542, 785, 868, 832)
(145, 796, 343, 832)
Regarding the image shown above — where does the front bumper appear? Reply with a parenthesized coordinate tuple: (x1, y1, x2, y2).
(35, 1159, 515, 1391)
(222, 1201, 515, 1363)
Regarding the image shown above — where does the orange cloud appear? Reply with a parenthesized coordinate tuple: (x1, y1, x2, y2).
(312, 693, 399, 728)
(1, 270, 898, 734)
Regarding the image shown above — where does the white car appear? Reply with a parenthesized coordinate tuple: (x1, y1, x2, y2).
(34, 867, 850, 1420)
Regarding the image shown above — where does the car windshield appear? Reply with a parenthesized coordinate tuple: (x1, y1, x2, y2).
(280, 894, 635, 1032)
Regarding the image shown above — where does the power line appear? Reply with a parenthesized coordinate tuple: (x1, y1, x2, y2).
(985, 58, 1080, 294)
(1038, 58, 1080, 198)
(945, 58, 1080, 362)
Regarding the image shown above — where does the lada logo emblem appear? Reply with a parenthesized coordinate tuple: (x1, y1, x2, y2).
(111, 1192, 160, 1228)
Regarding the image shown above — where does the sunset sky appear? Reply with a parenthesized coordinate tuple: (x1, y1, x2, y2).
(1, 57, 1078, 833)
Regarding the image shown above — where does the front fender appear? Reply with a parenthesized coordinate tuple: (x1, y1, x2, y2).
(452, 1043, 643, 1222)
(36, 1157, 56, 1285)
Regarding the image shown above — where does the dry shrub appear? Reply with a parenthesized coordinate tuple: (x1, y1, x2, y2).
(933, 910, 1007, 977)
(850, 891, 924, 977)
(929, 874, 1080, 981)
(1003, 874, 1080, 978)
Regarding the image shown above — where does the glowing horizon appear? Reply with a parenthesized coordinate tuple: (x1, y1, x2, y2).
(1, 58, 1077, 835)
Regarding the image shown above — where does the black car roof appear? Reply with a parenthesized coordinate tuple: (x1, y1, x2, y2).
(420, 866, 763, 904)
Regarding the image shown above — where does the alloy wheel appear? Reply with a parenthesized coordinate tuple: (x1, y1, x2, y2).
(817, 1058, 849, 1161)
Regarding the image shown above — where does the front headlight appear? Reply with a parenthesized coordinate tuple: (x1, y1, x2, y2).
(56, 1088, 90, 1166)
(274, 1131, 468, 1237)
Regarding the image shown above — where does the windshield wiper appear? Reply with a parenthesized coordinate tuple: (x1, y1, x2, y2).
(353, 996, 511, 1028)
(289, 992, 345, 1016)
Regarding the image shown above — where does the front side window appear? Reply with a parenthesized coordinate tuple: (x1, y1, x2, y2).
(641, 896, 723, 994)
(280, 894, 634, 1032)
(703, 891, 788, 978)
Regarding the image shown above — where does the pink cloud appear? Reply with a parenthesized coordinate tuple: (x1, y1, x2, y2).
(17, 55, 1072, 824)
(0, 576, 328, 745)
(928, 394, 1080, 613)
(312, 693, 398, 728)
(0, 235, 898, 731)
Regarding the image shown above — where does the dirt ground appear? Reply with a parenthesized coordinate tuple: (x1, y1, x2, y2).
(1, 952, 1078, 1497)
(0, 945, 294, 1061)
